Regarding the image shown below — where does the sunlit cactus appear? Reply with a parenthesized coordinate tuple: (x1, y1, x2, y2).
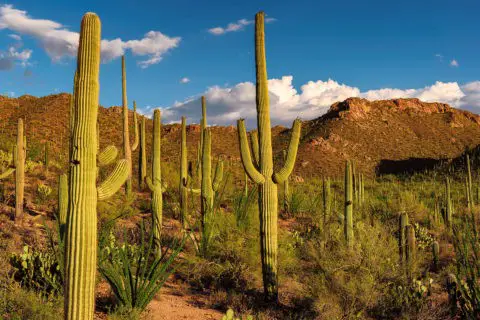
(344, 160, 353, 247)
(236, 11, 302, 301)
(121, 56, 139, 196)
(139, 116, 147, 190)
(64, 13, 129, 319)
(58, 173, 67, 239)
(146, 109, 166, 250)
(399, 212, 409, 264)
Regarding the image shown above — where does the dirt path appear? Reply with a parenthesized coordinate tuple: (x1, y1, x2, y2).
(142, 283, 222, 320)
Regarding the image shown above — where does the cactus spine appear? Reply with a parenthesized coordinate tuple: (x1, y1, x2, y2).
(139, 116, 147, 190)
(236, 11, 302, 301)
(445, 177, 452, 228)
(323, 177, 331, 229)
(283, 150, 290, 214)
(121, 56, 139, 196)
(146, 109, 165, 249)
(65, 14, 128, 319)
(399, 213, 409, 264)
(344, 160, 353, 247)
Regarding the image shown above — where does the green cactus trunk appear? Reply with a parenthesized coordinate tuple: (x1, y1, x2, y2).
(467, 154, 474, 209)
(244, 173, 249, 198)
(445, 177, 452, 228)
(139, 116, 147, 190)
(323, 177, 331, 229)
(406, 224, 416, 280)
(146, 109, 163, 250)
(344, 161, 353, 247)
(399, 213, 409, 264)
(64, 14, 129, 319)
(236, 12, 302, 302)
(64, 14, 101, 319)
(58, 174, 68, 240)
(15, 118, 25, 220)
(283, 150, 290, 214)
(180, 116, 188, 228)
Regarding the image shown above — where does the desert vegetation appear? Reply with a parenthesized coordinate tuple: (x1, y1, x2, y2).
(1, 10, 480, 320)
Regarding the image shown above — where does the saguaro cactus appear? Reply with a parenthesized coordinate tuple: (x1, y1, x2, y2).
(323, 177, 331, 229)
(146, 109, 166, 249)
(138, 116, 147, 190)
(466, 154, 474, 209)
(432, 241, 439, 271)
(344, 160, 353, 247)
(236, 11, 302, 301)
(445, 177, 453, 228)
(0, 119, 24, 221)
(406, 224, 416, 279)
(179, 116, 188, 228)
(399, 213, 409, 264)
(64, 13, 129, 320)
(200, 128, 224, 243)
(282, 150, 291, 214)
(121, 56, 139, 196)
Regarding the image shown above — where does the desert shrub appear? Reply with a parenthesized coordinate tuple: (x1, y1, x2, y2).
(451, 220, 480, 319)
(25, 159, 42, 173)
(232, 186, 257, 231)
(304, 220, 399, 318)
(37, 183, 52, 201)
(413, 222, 434, 250)
(10, 245, 63, 295)
(0, 149, 12, 168)
(98, 222, 184, 313)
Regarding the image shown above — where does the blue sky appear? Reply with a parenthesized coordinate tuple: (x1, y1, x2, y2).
(1, 0, 479, 126)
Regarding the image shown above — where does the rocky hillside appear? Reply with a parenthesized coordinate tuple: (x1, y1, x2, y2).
(1, 94, 480, 182)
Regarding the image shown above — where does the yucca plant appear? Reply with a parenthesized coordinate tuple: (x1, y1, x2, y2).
(99, 222, 184, 312)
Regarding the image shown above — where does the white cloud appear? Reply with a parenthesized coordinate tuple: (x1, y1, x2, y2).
(208, 16, 275, 35)
(0, 45, 32, 70)
(0, 4, 180, 67)
(450, 59, 459, 67)
(8, 33, 20, 41)
(158, 77, 480, 127)
(180, 77, 190, 84)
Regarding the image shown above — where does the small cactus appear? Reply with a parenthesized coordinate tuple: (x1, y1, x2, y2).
(399, 213, 409, 264)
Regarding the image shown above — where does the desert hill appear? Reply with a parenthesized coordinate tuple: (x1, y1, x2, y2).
(1, 94, 480, 181)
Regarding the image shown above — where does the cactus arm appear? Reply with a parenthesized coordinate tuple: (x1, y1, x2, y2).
(237, 119, 265, 184)
(97, 145, 118, 167)
(97, 159, 129, 201)
(212, 160, 224, 192)
(145, 176, 155, 192)
(0, 168, 15, 180)
(131, 101, 139, 151)
(272, 119, 302, 184)
(250, 131, 259, 167)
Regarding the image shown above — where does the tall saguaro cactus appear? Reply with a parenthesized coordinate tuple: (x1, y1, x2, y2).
(200, 128, 224, 252)
(344, 160, 353, 247)
(236, 11, 302, 301)
(146, 109, 166, 249)
(0, 119, 24, 221)
(121, 56, 139, 196)
(64, 14, 129, 320)
(179, 116, 189, 228)
(445, 177, 452, 228)
(138, 116, 147, 190)
(282, 150, 290, 214)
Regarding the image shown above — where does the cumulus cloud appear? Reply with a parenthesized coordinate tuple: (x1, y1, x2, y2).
(0, 4, 180, 67)
(0, 45, 32, 70)
(180, 77, 190, 84)
(450, 59, 459, 67)
(157, 77, 480, 127)
(208, 16, 275, 35)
